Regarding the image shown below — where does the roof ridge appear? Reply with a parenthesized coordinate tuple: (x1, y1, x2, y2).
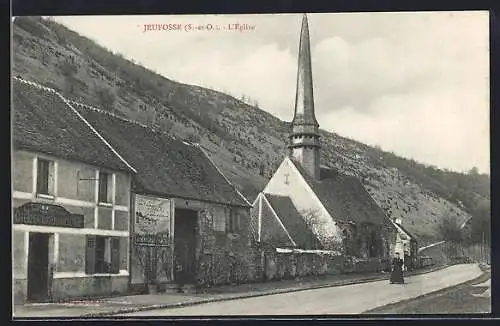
(59, 94, 138, 173)
(12, 76, 182, 144)
(67, 99, 180, 142)
(12, 76, 58, 94)
(12, 76, 134, 173)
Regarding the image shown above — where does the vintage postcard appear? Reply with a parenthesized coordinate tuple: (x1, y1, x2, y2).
(11, 12, 490, 318)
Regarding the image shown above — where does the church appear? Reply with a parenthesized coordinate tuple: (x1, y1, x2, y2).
(251, 14, 396, 259)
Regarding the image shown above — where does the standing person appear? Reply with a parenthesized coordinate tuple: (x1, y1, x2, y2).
(390, 252, 405, 284)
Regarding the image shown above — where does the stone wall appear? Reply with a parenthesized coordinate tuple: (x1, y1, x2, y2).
(260, 247, 385, 281)
(195, 206, 257, 286)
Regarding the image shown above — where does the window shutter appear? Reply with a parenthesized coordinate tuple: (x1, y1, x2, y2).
(111, 238, 120, 274)
(227, 208, 232, 233)
(85, 235, 96, 274)
(235, 209, 241, 233)
(214, 206, 226, 232)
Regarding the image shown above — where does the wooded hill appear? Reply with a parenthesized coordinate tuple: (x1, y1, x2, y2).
(12, 16, 490, 245)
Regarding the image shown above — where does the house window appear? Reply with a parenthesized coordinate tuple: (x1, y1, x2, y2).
(227, 208, 240, 234)
(98, 171, 112, 203)
(36, 158, 54, 196)
(213, 207, 226, 232)
(85, 235, 120, 274)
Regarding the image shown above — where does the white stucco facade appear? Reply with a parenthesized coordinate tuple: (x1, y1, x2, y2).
(263, 157, 340, 245)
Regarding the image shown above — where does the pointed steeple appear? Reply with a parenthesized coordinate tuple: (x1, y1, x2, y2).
(289, 13, 321, 180)
(292, 13, 318, 128)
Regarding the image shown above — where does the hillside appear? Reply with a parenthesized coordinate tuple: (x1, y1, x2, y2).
(11, 16, 490, 245)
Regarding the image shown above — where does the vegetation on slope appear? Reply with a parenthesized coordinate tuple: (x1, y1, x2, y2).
(12, 16, 490, 245)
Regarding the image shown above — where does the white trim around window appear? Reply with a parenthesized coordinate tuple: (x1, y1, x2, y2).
(13, 192, 128, 211)
(94, 170, 99, 228)
(23, 231, 29, 271)
(12, 191, 32, 200)
(37, 193, 55, 200)
(98, 202, 113, 208)
(53, 233, 59, 265)
(13, 224, 129, 237)
(32, 156, 37, 196)
(54, 270, 129, 279)
(111, 173, 116, 205)
(114, 205, 129, 212)
(55, 197, 95, 207)
(53, 161, 58, 197)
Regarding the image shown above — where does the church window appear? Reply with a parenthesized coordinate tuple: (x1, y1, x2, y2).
(284, 173, 290, 185)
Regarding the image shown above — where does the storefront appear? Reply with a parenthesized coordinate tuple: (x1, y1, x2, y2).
(12, 151, 132, 304)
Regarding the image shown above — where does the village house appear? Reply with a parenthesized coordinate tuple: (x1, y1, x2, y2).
(392, 218, 419, 270)
(13, 75, 255, 300)
(251, 14, 396, 260)
(12, 78, 134, 303)
(68, 98, 254, 293)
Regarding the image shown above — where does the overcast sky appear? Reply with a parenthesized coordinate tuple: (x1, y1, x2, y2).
(52, 12, 490, 174)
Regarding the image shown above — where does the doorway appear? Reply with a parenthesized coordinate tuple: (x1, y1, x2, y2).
(174, 208, 198, 285)
(27, 233, 50, 302)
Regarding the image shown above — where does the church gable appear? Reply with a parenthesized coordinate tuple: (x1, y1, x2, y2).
(262, 157, 340, 248)
(259, 193, 296, 248)
(264, 194, 322, 250)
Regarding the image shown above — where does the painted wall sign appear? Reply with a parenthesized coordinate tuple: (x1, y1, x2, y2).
(134, 194, 171, 244)
(13, 202, 84, 228)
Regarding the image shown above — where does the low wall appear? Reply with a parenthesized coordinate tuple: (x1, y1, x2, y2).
(261, 248, 386, 281)
(51, 276, 128, 301)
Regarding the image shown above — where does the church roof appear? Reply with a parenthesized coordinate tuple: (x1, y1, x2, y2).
(395, 222, 418, 242)
(290, 158, 393, 229)
(264, 193, 322, 249)
(12, 78, 132, 173)
(72, 103, 250, 207)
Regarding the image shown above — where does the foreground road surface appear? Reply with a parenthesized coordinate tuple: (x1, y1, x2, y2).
(121, 263, 483, 316)
(365, 271, 491, 314)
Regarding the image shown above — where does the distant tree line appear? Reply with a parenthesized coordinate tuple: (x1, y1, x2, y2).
(377, 150, 489, 214)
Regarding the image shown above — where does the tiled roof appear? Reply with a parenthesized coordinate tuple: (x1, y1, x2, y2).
(72, 103, 250, 207)
(12, 78, 131, 172)
(264, 194, 322, 249)
(290, 158, 393, 229)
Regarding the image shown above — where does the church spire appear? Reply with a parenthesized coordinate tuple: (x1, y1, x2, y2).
(289, 13, 321, 180)
(292, 13, 318, 128)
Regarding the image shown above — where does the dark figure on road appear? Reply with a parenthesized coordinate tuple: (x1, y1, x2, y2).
(390, 252, 405, 284)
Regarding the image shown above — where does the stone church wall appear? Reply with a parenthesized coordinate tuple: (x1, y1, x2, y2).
(253, 247, 386, 282)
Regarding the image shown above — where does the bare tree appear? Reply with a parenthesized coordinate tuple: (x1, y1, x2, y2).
(302, 208, 337, 250)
